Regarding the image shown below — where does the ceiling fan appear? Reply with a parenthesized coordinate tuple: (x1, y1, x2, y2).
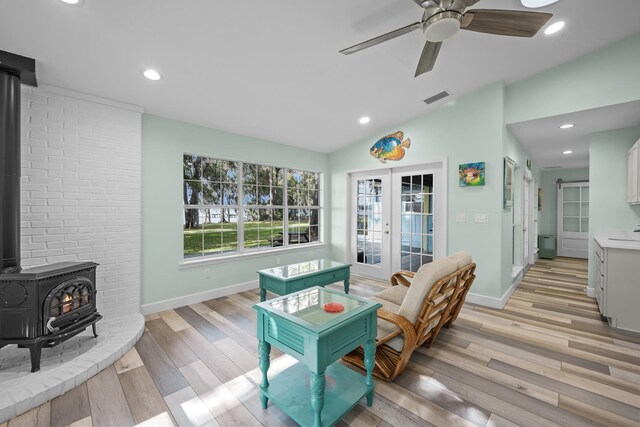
(340, 0, 553, 77)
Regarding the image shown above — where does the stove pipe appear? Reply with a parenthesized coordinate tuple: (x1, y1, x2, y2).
(0, 50, 37, 274)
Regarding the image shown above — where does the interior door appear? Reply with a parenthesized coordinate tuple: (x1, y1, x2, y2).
(349, 172, 391, 280)
(557, 182, 589, 258)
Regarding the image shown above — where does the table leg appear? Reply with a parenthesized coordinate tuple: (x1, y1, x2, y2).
(364, 339, 375, 406)
(258, 340, 271, 409)
(344, 277, 350, 294)
(310, 371, 326, 427)
(260, 287, 267, 302)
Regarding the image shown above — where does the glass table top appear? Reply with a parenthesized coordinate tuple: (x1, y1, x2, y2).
(266, 288, 365, 326)
(259, 259, 347, 279)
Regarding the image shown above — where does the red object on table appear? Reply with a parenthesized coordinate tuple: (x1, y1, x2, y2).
(323, 302, 344, 313)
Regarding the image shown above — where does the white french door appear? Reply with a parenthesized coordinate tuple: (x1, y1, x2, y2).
(557, 181, 589, 258)
(349, 171, 391, 280)
(348, 163, 445, 280)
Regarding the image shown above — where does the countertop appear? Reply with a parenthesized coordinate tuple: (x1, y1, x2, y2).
(595, 231, 640, 251)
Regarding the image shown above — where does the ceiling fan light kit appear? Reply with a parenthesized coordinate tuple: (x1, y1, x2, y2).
(341, 0, 554, 77)
(424, 11, 461, 42)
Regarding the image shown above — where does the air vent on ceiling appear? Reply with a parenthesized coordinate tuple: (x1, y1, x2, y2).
(424, 90, 450, 105)
(544, 166, 562, 169)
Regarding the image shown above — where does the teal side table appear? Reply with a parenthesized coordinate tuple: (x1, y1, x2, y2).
(257, 259, 351, 302)
(253, 287, 380, 427)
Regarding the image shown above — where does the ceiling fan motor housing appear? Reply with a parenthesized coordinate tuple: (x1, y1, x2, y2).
(424, 11, 462, 42)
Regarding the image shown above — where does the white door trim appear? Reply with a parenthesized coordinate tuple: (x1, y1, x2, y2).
(344, 158, 448, 279)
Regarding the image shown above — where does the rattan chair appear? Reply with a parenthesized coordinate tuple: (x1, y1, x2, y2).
(343, 252, 476, 381)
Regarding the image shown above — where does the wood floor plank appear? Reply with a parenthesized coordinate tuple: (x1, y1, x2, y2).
(7, 401, 50, 427)
(146, 318, 199, 368)
(86, 365, 135, 427)
(163, 386, 217, 427)
(558, 394, 639, 427)
(158, 309, 191, 332)
(487, 359, 640, 421)
(413, 353, 600, 426)
(118, 365, 175, 426)
(213, 336, 258, 373)
(135, 330, 189, 397)
(486, 413, 520, 427)
(179, 360, 261, 426)
(114, 346, 144, 374)
(50, 382, 91, 427)
(174, 306, 227, 342)
(68, 415, 92, 427)
(177, 326, 245, 383)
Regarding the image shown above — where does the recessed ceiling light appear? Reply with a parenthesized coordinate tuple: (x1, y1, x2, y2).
(60, 0, 81, 4)
(521, 0, 560, 8)
(559, 123, 574, 129)
(544, 21, 565, 35)
(143, 69, 161, 81)
(562, 150, 573, 155)
(359, 116, 370, 124)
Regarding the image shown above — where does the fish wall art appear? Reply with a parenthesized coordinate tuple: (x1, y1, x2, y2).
(369, 131, 411, 163)
(459, 162, 485, 187)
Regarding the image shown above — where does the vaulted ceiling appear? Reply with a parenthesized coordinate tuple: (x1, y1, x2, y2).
(2, 0, 640, 163)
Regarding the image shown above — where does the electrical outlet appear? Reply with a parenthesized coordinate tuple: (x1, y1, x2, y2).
(204, 268, 210, 278)
(456, 213, 466, 223)
(474, 214, 489, 223)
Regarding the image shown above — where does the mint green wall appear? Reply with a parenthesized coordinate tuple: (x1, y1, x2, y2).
(587, 127, 640, 290)
(538, 168, 590, 236)
(141, 115, 331, 305)
(329, 83, 505, 298)
(501, 129, 540, 294)
(505, 33, 640, 124)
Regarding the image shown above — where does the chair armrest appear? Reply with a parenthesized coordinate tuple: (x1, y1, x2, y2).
(390, 270, 415, 287)
(377, 308, 417, 348)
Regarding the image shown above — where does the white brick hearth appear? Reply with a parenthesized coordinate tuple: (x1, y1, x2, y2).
(0, 86, 145, 422)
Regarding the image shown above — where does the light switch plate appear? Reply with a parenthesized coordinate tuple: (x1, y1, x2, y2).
(456, 213, 466, 223)
(474, 214, 489, 223)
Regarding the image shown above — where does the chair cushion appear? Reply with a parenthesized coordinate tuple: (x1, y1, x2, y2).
(375, 284, 407, 307)
(369, 297, 404, 352)
(449, 251, 472, 269)
(398, 257, 458, 324)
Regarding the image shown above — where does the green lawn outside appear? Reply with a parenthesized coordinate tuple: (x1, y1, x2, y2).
(184, 221, 309, 256)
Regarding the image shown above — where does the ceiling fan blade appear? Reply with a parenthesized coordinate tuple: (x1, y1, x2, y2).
(340, 22, 422, 55)
(461, 9, 552, 37)
(415, 41, 442, 77)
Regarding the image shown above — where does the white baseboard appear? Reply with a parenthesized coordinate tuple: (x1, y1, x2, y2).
(466, 274, 522, 309)
(586, 287, 595, 298)
(140, 280, 258, 315)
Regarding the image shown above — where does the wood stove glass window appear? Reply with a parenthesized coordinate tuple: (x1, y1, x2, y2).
(183, 154, 322, 259)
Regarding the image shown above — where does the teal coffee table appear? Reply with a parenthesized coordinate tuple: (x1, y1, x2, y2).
(253, 287, 381, 427)
(257, 259, 351, 302)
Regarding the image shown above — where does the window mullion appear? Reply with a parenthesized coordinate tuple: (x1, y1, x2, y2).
(283, 168, 289, 248)
(238, 161, 245, 252)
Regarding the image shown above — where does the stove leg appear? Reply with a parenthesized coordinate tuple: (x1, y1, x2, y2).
(29, 342, 44, 372)
(92, 323, 98, 338)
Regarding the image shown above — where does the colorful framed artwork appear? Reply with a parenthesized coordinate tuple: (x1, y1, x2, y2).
(503, 157, 515, 210)
(459, 162, 485, 187)
(538, 187, 543, 211)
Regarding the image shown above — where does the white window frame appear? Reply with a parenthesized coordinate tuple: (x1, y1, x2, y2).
(181, 154, 323, 267)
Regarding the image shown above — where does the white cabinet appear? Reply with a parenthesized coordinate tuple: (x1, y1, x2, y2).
(628, 139, 639, 204)
(594, 239, 640, 332)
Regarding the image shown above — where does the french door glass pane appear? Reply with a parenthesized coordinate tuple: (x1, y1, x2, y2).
(400, 174, 434, 272)
(356, 179, 382, 265)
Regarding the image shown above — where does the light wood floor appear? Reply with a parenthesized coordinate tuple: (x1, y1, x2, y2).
(5, 257, 640, 427)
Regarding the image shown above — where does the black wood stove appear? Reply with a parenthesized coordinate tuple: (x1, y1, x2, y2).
(0, 51, 102, 372)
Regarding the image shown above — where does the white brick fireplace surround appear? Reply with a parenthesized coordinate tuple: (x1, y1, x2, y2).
(0, 86, 144, 422)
